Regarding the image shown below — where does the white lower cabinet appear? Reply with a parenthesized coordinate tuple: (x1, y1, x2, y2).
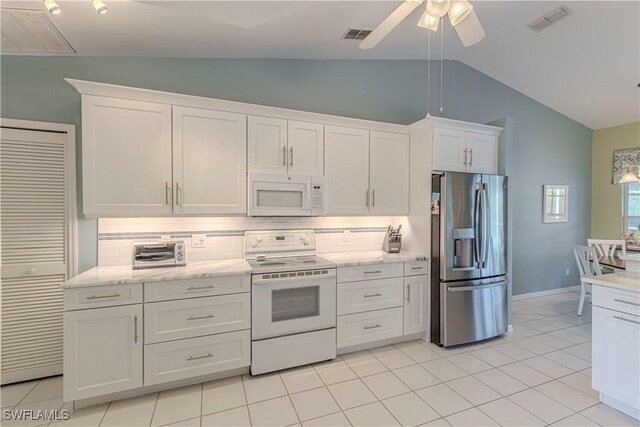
(64, 304, 142, 401)
(403, 275, 428, 335)
(337, 307, 404, 348)
(144, 330, 250, 386)
(337, 278, 403, 316)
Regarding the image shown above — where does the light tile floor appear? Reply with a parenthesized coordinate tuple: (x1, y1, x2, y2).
(3, 290, 640, 427)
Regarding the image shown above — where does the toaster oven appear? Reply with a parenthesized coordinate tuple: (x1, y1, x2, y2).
(132, 241, 186, 269)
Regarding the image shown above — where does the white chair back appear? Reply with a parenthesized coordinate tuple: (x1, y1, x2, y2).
(573, 244, 602, 277)
(587, 239, 626, 257)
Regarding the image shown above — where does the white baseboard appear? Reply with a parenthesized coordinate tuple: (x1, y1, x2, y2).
(512, 285, 580, 301)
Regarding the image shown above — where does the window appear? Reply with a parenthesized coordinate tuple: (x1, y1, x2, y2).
(624, 182, 640, 232)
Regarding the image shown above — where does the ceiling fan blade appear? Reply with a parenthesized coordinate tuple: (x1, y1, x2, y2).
(453, 9, 485, 47)
(359, 0, 424, 49)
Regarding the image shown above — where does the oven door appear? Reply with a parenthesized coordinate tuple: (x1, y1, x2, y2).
(252, 270, 337, 340)
(248, 173, 311, 217)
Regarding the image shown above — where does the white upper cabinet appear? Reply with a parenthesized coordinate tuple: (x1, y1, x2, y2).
(325, 126, 370, 215)
(247, 116, 287, 174)
(432, 126, 498, 174)
(82, 95, 173, 216)
(248, 117, 324, 176)
(173, 107, 247, 214)
(370, 131, 410, 215)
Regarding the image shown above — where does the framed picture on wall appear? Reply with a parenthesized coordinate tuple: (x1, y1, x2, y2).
(543, 185, 569, 223)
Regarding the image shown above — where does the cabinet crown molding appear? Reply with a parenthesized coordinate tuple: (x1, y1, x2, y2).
(410, 115, 503, 136)
(65, 78, 408, 134)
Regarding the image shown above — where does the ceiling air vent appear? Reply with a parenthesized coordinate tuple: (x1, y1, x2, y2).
(527, 5, 573, 32)
(342, 28, 372, 40)
(1, 8, 75, 54)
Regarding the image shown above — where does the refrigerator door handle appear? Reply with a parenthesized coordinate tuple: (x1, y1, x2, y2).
(473, 184, 481, 266)
(481, 185, 489, 268)
(447, 281, 507, 292)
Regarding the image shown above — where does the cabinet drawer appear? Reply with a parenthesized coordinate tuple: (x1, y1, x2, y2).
(144, 293, 250, 344)
(592, 285, 640, 316)
(144, 330, 250, 386)
(337, 263, 403, 283)
(404, 261, 428, 277)
(337, 307, 403, 349)
(337, 278, 403, 315)
(144, 275, 250, 302)
(64, 284, 142, 310)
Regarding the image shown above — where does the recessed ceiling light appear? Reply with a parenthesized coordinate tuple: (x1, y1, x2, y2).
(92, 0, 108, 15)
(43, 0, 61, 15)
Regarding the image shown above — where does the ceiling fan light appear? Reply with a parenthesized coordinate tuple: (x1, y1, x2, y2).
(43, 0, 62, 15)
(418, 10, 439, 31)
(453, 8, 485, 46)
(448, 0, 473, 26)
(92, 0, 108, 15)
(426, 0, 450, 18)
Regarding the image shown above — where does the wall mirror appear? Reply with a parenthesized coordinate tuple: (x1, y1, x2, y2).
(543, 185, 569, 223)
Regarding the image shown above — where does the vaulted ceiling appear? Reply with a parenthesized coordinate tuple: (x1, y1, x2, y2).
(1, 1, 638, 129)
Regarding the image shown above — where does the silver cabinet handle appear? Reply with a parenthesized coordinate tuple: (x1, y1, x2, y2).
(411, 266, 424, 270)
(165, 181, 170, 205)
(282, 146, 286, 166)
(463, 148, 468, 166)
(365, 189, 370, 207)
(364, 293, 382, 298)
(614, 299, 640, 307)
(469, 148, 473, 166)
(187, 353, 214, 361)
(372, 189, 376, 207)
(364, 270, 382, 274)
(364, 324, 382, 330)
(613, 315, 640, 325)
(134, 316, 138, 343)
(175, 183, 181, 206)
(186, 285, 215, 291)
(406, 285, 411, 303)
(289, 146, 294, 166)
(86, 293, 121, 300)
(187, 314, 215, 321)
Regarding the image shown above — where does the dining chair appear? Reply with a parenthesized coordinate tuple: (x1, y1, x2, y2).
(587, 239, 627, 257)
(573, 244, 603, 316)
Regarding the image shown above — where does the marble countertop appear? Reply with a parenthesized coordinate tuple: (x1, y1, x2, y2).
(620, 253, 640, 262)
(62, 258, 252, 289)
(582, 271, 640, 293)
(320, 251, 427, 267)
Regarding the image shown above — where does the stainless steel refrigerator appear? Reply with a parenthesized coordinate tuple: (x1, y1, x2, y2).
(431, 172, 508, 347)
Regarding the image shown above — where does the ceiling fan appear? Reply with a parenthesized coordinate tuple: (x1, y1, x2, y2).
(359, 0, 485, 49)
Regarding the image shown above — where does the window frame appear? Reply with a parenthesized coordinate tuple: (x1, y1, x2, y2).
(623, 182, 640, 232)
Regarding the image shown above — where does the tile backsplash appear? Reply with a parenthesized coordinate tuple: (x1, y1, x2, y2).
(98, 216, 408, 266)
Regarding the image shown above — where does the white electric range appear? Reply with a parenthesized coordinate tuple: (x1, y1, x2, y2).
(245, 229, 337, 375)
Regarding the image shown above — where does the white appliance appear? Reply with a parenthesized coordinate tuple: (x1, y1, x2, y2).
(247, 173, 324, 216)
(245, 230, 336, 375)
(132, 241, 186, 269)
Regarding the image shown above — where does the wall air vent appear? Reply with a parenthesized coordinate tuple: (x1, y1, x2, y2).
(527, 5, 573, 32)
(342, 28, 372, 40)
(1, 8, 75, 54)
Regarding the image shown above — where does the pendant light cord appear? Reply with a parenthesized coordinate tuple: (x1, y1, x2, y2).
(440, 17, 444, 116)
(427, 30, 431, 116)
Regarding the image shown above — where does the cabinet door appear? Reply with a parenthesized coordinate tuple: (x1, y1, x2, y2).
(369, 131, 410, 215)
(324, 126, 370, 215)
(592, 306, 640, 409)
(288, 121, 324, 176)
(173, 107, 247, 214)
(466, 132, 497, 174)
(82, 95, 172, 216)
(63, 305, 142, 401)
(247, 116, 287, 174)
(404, 275, 428, 335)
(432, 127, 467, 172)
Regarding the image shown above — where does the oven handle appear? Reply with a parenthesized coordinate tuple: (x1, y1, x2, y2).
(252, 269, 336, 285)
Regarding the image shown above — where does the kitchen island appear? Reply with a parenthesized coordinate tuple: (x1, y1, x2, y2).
(582, 271, 640, 420)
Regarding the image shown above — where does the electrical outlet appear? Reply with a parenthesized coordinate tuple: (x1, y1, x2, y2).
(565, 268, 570, 276)
(343, 230, 351, 242)
(192, 234, 206, 248)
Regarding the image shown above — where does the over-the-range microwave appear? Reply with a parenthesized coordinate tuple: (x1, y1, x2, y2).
(248, 173, 324, 216)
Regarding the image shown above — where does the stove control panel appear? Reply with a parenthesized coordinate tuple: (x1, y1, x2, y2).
(244, 230, 316, 256)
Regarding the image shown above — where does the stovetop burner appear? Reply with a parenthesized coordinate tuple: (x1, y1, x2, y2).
(246, 255, 335, 274)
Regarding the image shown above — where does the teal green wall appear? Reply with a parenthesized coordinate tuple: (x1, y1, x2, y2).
(0, 57, 592, 295)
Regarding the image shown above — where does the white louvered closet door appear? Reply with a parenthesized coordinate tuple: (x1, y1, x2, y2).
(1, 127, 72, 384)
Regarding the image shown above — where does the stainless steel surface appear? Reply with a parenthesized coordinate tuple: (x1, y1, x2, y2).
(469, 148, 473, 166)
(132, 240, 186, 269)
(441, 277, 508, 347)
(187, 353, 213, 361)
(365, 189, 370, 207)
(134, 316, 138, 343)
(431, 172, 509, 347)
(175, 183, 180, 206)
(463, 148, 468, 166)
(372, 189, 376, 207)
(165, 181, 170, 205)
(364, 293, 382, 298)
(282, 146, 286, 166)
(613, 315, 640, 325)
(86, 293, 121, 300)
(187, 285, 215, 291)
(364, 324, 382, 330)
(289, 147, 294, 166)
(187, 314, 215, 320)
